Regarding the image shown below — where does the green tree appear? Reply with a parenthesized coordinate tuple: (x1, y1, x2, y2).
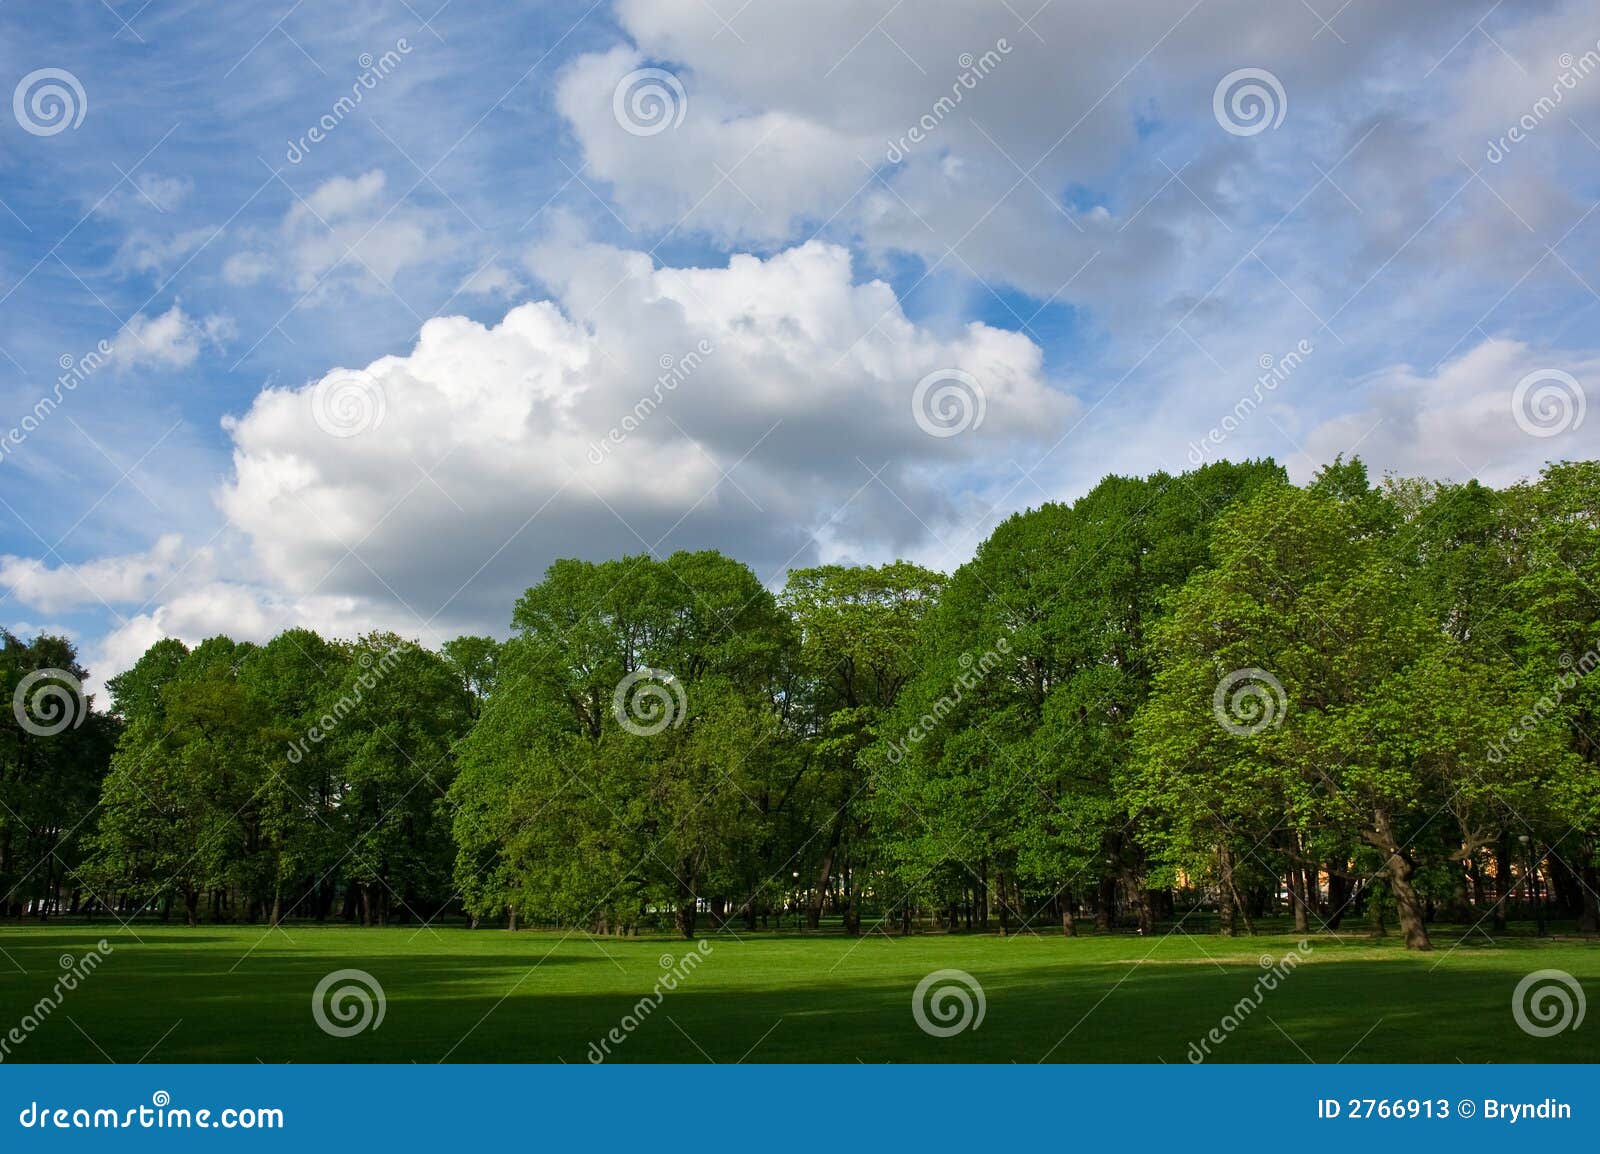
(0, 632, 117, 919)
(780, 561, 943, 932)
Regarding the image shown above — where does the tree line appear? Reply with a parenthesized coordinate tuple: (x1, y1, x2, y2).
(2, 457, 1596, 951)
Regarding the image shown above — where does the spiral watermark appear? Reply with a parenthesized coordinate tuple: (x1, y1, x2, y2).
(12, 668, 87, 738)
(1212, 68, 1286, 137)
(1512, 969, 1585, 1038)
(612, 67, 687, 136)
(311, 368, 386, 438)
(13, 68, 87, 137)
(612, 667, 687, 736)
(1212, 668, 1286, 736)
(912, 368, 985, 438)
(311, 968, 386, 1038)
(912, 969, 985, 1038)
(1511, 368, 1585, 438)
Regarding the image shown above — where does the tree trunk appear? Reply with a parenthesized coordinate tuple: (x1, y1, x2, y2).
(1493, 835, 1512, 932)
(1325, 867, 1349, 930)
(1135, 888, 1154, 935)
(184, 888, 200, 927)
(1579, 854, 1600, 935)
(1287, 859, 1310, 934)
(1218, 844, 1237, 936)
(1094, 875, 1114, 932)
(1370, 811, 1431, 950)
(807, 837, 838, 930)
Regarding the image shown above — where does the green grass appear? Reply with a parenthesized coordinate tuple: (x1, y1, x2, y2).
(0, 921, 1595, 1063)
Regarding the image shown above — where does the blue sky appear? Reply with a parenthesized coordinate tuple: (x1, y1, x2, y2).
(1, 0, 1597, 689)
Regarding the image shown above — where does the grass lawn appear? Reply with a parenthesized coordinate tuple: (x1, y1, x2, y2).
(0, 921, 1594, 1063)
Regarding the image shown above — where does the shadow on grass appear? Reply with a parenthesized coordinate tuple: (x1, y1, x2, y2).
(1, 929, 1594, 1064)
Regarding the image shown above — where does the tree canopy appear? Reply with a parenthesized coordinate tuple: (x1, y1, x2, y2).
(6, 457, 1597, 952)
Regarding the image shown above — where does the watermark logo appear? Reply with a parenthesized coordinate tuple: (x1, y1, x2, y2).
(1213, 68, 1286, 137)
(1488, 647, 1597, 764)
(912, 969, 985, 1037)
(1186, 941, 1311, 1061)
(0, 940, 113, 1062)
(912, 368, 985, 438)
(311, 969, 386, 1038)
(885, 638, 1011, 764)
(285, 38, 413, 164)
(12, 669, 87, 737)
(586, 339, 714, 465)
(13, 68, 87, 136)
(612, 667, 687, 736)
(1212, 668, 1286, 736)
(1512, 368, 1585, 438)
(0, 339, 115, 469)
(1487, 43, 1600, 163)
(587, 941, 713, 1062)
(612, 67, 687, 137)
(311, 368, 386, 438)
(1188, 339, 1313, 464)
(286, 644, 410, 763)
(884, 39, 1012, 163)
(1512, 969, 1585, 1038)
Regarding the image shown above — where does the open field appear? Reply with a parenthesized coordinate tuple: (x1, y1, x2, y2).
(0, 922, 1594, 1063)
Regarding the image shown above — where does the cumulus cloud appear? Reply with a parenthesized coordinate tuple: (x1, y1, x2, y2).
(24, 0, 1600, 699)
(551, 0, 1600, 362)
(557, 1, 1481, 299)
(212, 236, 1073, 633)
(1298, 339, 1596, 488)
(278, 169, 455, 294)
(81, 579, 426, 700)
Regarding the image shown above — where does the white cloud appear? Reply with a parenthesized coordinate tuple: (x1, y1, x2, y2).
(110, 304, 232, 369)
(115, 226, 217, 277)
(549, 0, 1600, 358)
(134, 173, 193, 213)
(0, 534, 206, 614)
(279, 169, 455, 293)
(222, 251, 274, 286)
(1297, 339, 1597, 487)
(455, 261, 524, 298)
(207, 236, 1072, 639)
